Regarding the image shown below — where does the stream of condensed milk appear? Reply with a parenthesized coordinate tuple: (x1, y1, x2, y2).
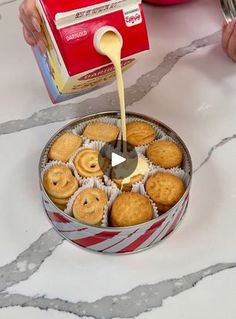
(99, 31, 149, 190)
(99, 31, 127, 151)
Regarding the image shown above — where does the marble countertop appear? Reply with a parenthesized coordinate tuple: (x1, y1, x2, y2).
(1, 0, 236, 318)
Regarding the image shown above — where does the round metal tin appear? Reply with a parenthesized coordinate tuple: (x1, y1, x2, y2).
(39, 111, 192, 254)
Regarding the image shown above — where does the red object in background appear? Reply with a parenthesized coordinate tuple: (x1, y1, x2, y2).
(143, 0, 189, 5)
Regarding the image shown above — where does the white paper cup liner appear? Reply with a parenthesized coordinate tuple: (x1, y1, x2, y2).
(65, 178, 120, 227)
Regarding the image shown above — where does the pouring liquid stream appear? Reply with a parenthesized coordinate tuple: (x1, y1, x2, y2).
(99, 31, 127, 153)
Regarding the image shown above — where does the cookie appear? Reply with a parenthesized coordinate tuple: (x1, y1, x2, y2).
(73, 148, 109, 178)
(49, 190, 72, 211)
(126, 121, 156, 146)
(146, 172, 185, 214)
(73, 188, 108, 225)
(49, 195, 70, 211)
(110, 192, 153, 227)
(48, 132, 82, 162)
(49, 195, 69, 206)
(147, 140, 183, 168)
(43, 164, 79, 199)
(112, 157, 149, 191)
(83, 122, 120, 142)
(56, 203, 67, 211)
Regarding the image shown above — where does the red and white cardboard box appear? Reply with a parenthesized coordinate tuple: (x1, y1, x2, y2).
(35, 0, 149, 103)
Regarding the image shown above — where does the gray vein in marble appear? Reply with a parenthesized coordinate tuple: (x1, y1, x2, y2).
(1, 263, 236, 318)
(0, 31, 221, 136)
(0, 0, 17, 6)
(194, 133, 236, 173)
(0, 229, 62, 293)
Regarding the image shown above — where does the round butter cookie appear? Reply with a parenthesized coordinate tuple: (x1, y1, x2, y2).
(126, 121, 155, 146)
(146, 172, 185, 214)
(110, 192, 153, 227)
(147, 140, 183, 168)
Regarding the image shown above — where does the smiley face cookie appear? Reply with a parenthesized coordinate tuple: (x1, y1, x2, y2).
(126, 121, 156, 146)
(146, 172, 185, 214)
(73, 148, 110, 178)
(73, 188, 108, 225)
(110, 192, 153, 227)
(147, 140, 183, 168)
(48, 132, 82, 162)
(43, 164, 79, 210)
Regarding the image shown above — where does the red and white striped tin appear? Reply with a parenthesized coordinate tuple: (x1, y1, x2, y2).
(39, 112, 192, 254)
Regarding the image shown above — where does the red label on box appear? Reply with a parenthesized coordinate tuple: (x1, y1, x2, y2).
(39, 0, 149, 76)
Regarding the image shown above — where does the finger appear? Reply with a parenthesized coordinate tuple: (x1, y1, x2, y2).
(223, 21, 227, 31)
(226, 23, 236, 62)
(31, 16, 41, 32)
(222, 19, 236, 52)
(20, 1, 47, 50)
(23, 0, 42, 33)
(23, 26, 35, 46)
(23, 25, 46, 54)
(19, 1, 41, 35)
(19, 2, 25, 21)
(20, 7, 45, 45)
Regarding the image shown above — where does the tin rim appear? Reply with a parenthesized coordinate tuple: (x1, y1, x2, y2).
(39, 111, 193, 231)
(44, 200, 189, 255)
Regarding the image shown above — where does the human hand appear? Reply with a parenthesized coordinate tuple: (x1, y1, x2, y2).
(222, 19, 236, 62)
(19, 0, 46, 53)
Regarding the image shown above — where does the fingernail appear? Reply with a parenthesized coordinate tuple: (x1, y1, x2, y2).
(38, 39, 46, 54)
(32, 17, 41, 32)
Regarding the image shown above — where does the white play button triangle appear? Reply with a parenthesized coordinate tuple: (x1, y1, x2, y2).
(112, 152, 126, 167)
(98, 139, 138, 177)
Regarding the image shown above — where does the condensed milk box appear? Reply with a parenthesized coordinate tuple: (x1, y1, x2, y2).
(34, 0, 149, 103)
